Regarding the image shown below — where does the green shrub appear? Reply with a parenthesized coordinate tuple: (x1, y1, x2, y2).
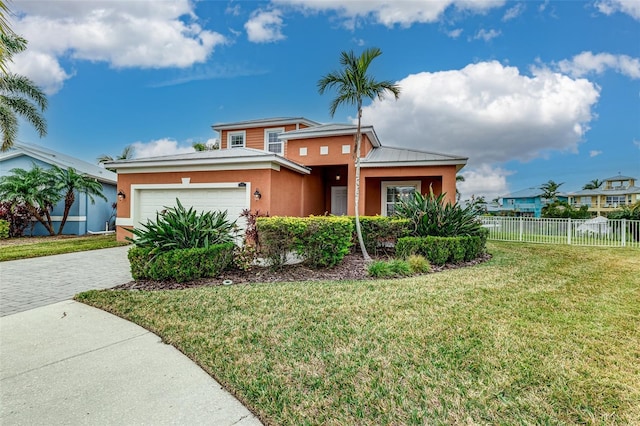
(367, 260, 392, 278)
(0, 219, 8, 239)
(257, 216, 353, 269)
(396, 235, 486, 266)
(256, 217, 305, 269)
(388, 259, 412, 276)
(128, 243, 234, 282)
(407, 254, 431, 274)
(298, 216, 354, 268)
(394, 189, 483, 238)
(355, 216, 411, 255)
(127, 198, 238, 257)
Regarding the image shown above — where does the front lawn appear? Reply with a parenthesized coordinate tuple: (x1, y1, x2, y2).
(0, 234, 129, 261)
(77, 242, 640, 425)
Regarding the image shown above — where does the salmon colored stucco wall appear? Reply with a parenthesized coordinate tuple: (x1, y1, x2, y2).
(220, 124, 300, 156)
(301, 168, 326, 215)
(266, 167, 306, 216)
(285, 134, 374, 167)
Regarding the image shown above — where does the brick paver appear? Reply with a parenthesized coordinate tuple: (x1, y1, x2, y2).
(0, 246, 131, 316)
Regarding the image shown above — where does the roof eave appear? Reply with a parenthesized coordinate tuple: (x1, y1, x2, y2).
(361, 159, 467, 168)
(212, 117, 320, 131)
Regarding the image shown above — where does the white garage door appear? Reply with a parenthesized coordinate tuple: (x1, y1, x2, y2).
(135, 187, 248, 229)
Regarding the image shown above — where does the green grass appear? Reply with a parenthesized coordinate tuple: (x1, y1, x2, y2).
(76, 242, 640, 425)
(0, 234, 129, 261)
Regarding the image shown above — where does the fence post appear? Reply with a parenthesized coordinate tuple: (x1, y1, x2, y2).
(567, 218, 572, 245)
(519, 217, 523, 242)
(622, 219, 626, 247)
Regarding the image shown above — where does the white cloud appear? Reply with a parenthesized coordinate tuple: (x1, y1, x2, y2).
(596, 0, 640, 20)
(457, 164, 513, 201)
(589, 150, 603, 157)
(9, 0, 226, 94)
(8, 51, 73, 95)
(360, 61, 600, 167)
(131, 138, 196, 158)
(556, 51, 640, 79)
(634, 139, 640, 149)
(273, 0, 506, 28)
(245, 9, 286, 43)
(447, 28, 464, 39)
(503, 3, 525, 21)
(473, 28, 501, 41)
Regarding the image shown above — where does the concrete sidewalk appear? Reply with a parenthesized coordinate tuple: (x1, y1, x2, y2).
(0, 300, 263, 425)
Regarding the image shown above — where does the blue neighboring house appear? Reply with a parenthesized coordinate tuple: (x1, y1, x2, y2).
(0, 142, 117, 236)
(501, 187, 569, 218)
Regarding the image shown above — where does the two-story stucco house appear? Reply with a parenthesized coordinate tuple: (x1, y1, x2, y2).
(108, 117, 467, 241)
(501, 187, 569, 218)
(568, 175, 640, 216)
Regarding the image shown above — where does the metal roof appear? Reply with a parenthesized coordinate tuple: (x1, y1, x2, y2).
(361, 146, 467, 168)
(212, 117, 320, 131)
(603, 174, 636, 181)
(1, 142, 117, 184)
(503, 187, 570, 199)
(105, 147, 311, 175)
(569, 186, 640, 196)
(279, 123, 381, 147)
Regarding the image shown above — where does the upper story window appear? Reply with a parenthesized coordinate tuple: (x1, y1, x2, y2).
(264, 128, 284, 154)
(228, 131, 246, 149)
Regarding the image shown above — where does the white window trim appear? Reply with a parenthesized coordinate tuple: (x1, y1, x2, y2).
(227, 130, 246, 149)
(264, 127, 285, 154)
(381, 180, 421, 216)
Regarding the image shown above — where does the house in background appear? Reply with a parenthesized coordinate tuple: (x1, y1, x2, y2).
(568, 175, 640, 216)
(0, 142, 117, 236)
(501, 187, 569, 218)
(108, 117, 467, 241)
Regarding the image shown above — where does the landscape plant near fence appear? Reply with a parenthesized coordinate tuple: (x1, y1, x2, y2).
(480, 216, 640, 248)
(396, 234, 487, 265)
(257, 216, 354, 269)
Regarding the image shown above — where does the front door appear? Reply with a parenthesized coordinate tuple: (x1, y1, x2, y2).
(331, 186, 347, 216)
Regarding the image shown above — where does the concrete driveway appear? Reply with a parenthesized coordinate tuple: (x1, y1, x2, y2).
(0, 246, 132, 317)
(0, 247, 263, 425)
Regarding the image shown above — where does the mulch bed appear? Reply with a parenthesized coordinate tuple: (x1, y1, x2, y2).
(110, 253, 492, 291)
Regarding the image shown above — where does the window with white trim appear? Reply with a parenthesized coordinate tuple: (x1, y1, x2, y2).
(381, 181, 421, 216)
(264, 128, 284, 154)
(228, 131, 246, 149)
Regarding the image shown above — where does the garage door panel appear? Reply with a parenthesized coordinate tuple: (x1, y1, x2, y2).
(136, 188, 247, 229)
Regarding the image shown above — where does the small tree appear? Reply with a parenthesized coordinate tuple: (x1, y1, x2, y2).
(582, 179, 603, 190)
(540, 180, 563, 202)
(97, 145, 135, 165)
(318, 47, 400, 261)
(0, 165, 60, 235)
(52, 166, 107, 235)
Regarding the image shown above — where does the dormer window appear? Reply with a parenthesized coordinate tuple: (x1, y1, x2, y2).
(228, 131, 246, 148)
(265, 128, 284, 154)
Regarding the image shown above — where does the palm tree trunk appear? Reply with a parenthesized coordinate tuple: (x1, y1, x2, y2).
(28, 205, 55, 235)
(57, 191, 74, 235)
(354, 106, 371, 262)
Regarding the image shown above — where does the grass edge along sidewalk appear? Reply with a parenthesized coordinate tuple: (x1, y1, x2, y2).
(0, 234, 129, 261)
(77, 241, 640, 425)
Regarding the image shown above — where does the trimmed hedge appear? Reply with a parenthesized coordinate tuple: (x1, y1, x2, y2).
(396, 229, 488, 266)
(355, 216, 411, 255)
(128, 242, 234, 282)
(0, 219, 9, 239)
(257, 216, 354, 269)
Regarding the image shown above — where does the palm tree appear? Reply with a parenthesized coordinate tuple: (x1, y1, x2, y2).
(52, 166, 107, 235)
(318, 47, 400, 261)
(0, 165, 60, 235)
(456, 174, 465, 201)
(97, 145, 135, 164)
(0, 1, 16, 74)
(0, 34, 48, 151)
(582, 179, 603, 190)
(540, 180, 563, 202)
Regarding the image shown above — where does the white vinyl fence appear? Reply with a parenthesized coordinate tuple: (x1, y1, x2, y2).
(480, 216, 640, 248)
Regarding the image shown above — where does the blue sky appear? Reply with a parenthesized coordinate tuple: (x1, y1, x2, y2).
(8, 0, 640, 201)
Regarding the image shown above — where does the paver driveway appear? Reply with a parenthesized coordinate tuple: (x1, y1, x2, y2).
(0, 246, 132, 316)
